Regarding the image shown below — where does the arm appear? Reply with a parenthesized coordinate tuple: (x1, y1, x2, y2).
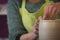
(7, 0, 27, 40)
(43, 0, 60, 20)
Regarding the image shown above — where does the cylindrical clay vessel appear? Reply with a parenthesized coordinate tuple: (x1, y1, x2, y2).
(39, 19, 60, 40)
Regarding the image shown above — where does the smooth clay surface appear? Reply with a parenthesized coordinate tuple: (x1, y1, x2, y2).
(39, 19, 60, 40)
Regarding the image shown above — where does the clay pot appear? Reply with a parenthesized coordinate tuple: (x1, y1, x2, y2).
(39, 19, 60, 40)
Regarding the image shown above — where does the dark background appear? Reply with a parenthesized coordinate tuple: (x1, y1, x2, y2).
(0, 0, 7, 4)
(0, 0, 8, 38)
(0, 15, 8, 38)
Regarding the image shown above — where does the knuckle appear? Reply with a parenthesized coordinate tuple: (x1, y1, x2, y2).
(49, 4, 54, 8)
(54, 7, 57, 9)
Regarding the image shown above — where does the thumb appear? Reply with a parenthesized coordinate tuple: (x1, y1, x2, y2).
(38, 16, 43, 21)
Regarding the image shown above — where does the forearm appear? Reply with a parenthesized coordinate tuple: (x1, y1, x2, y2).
(20, 33, 32, 40)
(20, 32, 37, 40)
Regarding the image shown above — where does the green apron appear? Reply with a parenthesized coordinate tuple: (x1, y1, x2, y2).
(19, 0, 53, 32)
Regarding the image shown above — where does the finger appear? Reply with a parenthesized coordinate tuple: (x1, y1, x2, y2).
(37, 16, 42, 24)
(49, 5, 54, 14)
(33, 27, 38, 35)
(36, 16, 42, 23)
(50, 7, 59, 20)
(34, 17, 43, 31)
(43, 5, 49, 20)
(33, 23, 38, 31)
(53, 9, 60, 17)
(34, 16, 42, 27)
(33, 16, 43, 33)
(35, 30, 39, 35)
(38, 16, 43, 21)
(35, 25, 39, 31)
(51, 7, 57, 18)
(34, 19, 38, 25)
(33, 28, 37, 33)
(33, 27, 39, 35)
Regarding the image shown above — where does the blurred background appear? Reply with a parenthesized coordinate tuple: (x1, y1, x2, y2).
(0, 0, 8, 40)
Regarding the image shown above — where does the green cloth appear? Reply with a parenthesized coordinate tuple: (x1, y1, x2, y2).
(7, 0, 60, 40)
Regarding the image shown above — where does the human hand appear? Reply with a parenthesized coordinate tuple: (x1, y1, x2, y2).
(20, 32, 37, 40)
(20, 17, 42, 40)
(43, 4, 59, 20)
(20, 17, 41, 40)
(32, 16, 42, 40)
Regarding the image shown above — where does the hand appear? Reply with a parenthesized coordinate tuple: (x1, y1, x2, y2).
(20, 17, 42, 40)
(32, 17, 41, 34)
(32, 16, 42, 40)
(43, 4, 59, 20)
(20, 32, 37, 40)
